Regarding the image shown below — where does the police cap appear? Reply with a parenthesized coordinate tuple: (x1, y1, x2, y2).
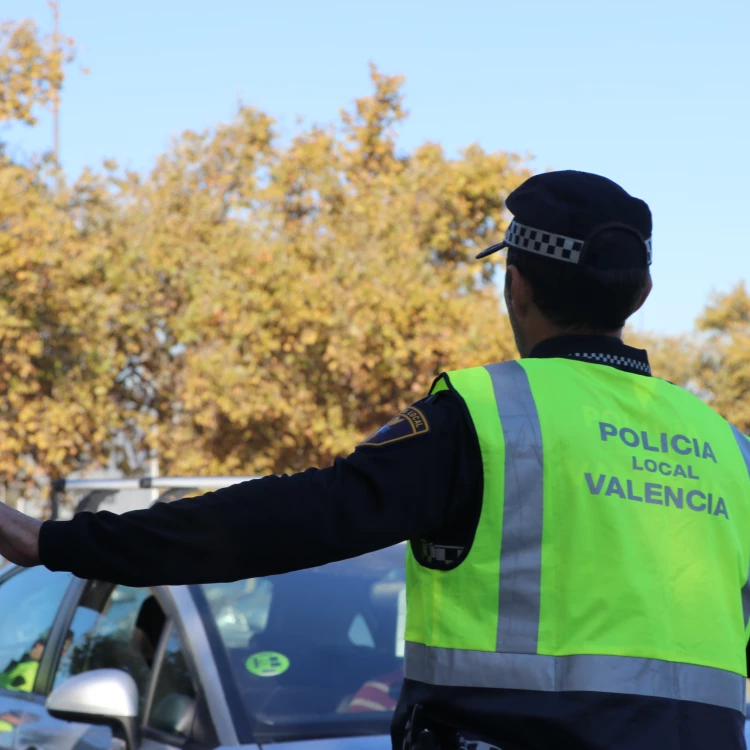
(477, 170, 652, 269)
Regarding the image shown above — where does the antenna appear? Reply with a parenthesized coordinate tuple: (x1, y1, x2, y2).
(51, 0, 61, 190)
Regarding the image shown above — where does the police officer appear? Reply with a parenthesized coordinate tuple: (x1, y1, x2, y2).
(0, 170, 748, 750)
(0, 638, 45, 692)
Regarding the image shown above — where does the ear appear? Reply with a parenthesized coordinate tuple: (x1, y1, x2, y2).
(632, 274, 653, 314)
(505, 265, 534, 317)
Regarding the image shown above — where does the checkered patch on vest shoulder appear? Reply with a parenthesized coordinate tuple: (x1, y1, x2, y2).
(416, 541, 466, 568)
(569, 351, 652, 375)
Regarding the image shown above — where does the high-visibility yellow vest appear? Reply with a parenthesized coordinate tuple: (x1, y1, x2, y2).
(0, 659, 39, 693)
(405, 359, 750, 713)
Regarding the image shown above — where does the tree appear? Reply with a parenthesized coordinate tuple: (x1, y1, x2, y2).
(631, 285, 750, 433)
(696, 283, 750, 433)
(1, 15, 530, 488)
(627, 329, 703, 390)
(0, 19, 122, 498)
(0, 16, 72, 126)
(0, 157, 127, 491)
(99, 66, 529, 475)
(3, 12, 745, 492)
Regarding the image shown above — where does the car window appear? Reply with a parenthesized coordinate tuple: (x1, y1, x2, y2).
(53, 583, 166, 717)
(147, 624, 197, 738)
(198, 545, 406, 740)
(0, 567, 72, 695)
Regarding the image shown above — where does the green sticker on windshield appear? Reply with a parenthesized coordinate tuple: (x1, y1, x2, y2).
(245, 651, 290, 677)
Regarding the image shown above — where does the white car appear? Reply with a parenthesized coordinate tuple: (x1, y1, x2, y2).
(0, 478, 406, 750)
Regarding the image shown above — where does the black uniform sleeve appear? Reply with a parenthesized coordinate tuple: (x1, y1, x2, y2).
(39, 390, 482, 587)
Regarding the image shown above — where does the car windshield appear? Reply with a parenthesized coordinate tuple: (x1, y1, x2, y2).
(198, 545, 406, 741)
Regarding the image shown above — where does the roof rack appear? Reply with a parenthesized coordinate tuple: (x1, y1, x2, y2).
(52, 476, 258, 492)
(49, 476, 260, 519)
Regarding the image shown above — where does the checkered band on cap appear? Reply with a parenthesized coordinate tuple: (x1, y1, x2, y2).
(504, 220, 584, 263)
(504, 220, 652, 265)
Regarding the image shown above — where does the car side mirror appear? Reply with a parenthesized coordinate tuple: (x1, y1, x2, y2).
(46, 669, 139, 750)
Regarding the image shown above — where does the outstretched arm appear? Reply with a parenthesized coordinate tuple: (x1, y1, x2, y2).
(0, 391, 480, 587)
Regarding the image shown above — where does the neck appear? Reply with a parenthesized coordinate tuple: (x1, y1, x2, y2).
(520, 326, 623, 357)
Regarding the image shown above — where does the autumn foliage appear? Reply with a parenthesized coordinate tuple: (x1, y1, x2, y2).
(0, 18, 747, 496)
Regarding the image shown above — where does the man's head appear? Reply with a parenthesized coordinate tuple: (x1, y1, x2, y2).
(478, 171, 653, 356)
(28, 640, 45, 661)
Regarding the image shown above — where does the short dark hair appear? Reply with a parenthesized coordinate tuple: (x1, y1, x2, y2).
(505, 230, 651, 331)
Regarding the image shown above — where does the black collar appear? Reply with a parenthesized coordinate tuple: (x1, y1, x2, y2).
(528, 335, 651, 377)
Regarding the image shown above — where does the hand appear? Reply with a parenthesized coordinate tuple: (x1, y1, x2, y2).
(0, 503, 41, 567)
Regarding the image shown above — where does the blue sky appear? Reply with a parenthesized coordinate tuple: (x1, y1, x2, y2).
(2, 0, 748, 335)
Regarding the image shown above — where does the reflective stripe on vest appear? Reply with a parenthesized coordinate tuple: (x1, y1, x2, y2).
(490, 361, 543, 653)
(405, 643, 746, 712)
(405, 359, 750, 713)
(734, 425, 750, 636)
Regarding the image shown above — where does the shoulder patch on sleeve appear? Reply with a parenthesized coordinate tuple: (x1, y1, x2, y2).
(359, 406, 430, 447)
